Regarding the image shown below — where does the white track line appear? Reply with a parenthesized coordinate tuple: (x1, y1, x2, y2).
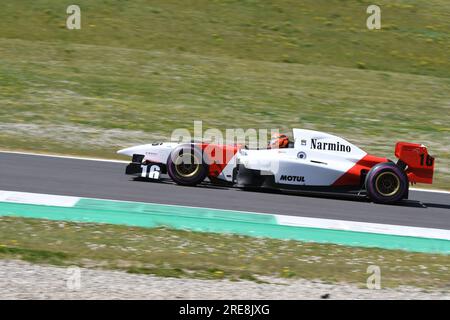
(410, 188, 450, 195)
(275, 215, 450, 241)
(0, 150, 128, 164)
(0, 150, 449, 194)
(0, 191, 80, 207)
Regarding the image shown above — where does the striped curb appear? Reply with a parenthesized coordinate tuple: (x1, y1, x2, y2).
(0, 190, 449, 254)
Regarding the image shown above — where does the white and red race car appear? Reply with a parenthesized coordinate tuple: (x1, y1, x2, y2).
(117, 128, 435, 204)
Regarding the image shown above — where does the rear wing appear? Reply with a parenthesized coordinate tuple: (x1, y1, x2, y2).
(395, 142, 435, 184)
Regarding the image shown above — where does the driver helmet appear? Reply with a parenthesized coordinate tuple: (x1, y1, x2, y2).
(268, 133, 290, 149)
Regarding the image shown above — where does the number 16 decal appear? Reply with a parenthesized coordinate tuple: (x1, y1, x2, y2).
(141, 165, 161, 179)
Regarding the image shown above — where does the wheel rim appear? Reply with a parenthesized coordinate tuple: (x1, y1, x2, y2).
(174, 152, 200, 178)
(375, 172, 400, 197)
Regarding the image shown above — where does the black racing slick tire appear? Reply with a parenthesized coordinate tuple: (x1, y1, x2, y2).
(167, 145, 208, 186)
(365, 162, 409, 204)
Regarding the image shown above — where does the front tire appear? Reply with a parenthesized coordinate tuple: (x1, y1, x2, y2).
(365, 162, 408, 204)
(167, 145, 208, 186)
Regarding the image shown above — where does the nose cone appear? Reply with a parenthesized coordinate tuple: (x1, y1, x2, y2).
(117, 146, 138, 156)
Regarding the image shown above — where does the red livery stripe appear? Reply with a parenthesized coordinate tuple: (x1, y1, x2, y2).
(199, 143, 241, 178)
(333, 154, 388, 186)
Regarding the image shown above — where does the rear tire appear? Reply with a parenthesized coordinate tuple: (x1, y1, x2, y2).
(365, 162, 408, 204)
(167, 145, 208, 186)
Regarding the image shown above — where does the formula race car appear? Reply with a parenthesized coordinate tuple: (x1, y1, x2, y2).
(117, 129, 435, 204)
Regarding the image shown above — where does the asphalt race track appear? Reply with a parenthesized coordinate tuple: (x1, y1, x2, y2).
(0, 152, 449, 229)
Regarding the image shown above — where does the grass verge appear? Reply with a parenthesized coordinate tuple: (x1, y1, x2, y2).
(0, 216, 448, 290)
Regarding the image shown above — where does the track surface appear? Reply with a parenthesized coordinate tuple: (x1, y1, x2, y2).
(0, 152, 449, 229)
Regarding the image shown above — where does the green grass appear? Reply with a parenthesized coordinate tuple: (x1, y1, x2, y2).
(0, 217, 449, 289)
(1, 0, 449, 76)
(0, 0, 448, 188)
